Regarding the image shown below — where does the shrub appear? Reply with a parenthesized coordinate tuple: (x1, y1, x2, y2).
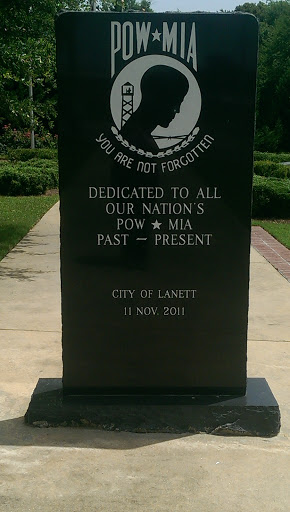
(254, 123, 283, 153)
(254, 160, 290, 179)
(252, 175, 290, 219)
(0, 142, 8, 155)
(15, 159, 58, 170)
(0, 125, 32, 151)
(7, 148, 57, 162)
(0, 168, 45, 195)
(0, 125, 58, 151)
(0, 161, 58, 196)
(254, 151, 290, 163)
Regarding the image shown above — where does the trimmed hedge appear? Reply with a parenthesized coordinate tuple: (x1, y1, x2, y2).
(254, 160, 290, 179)
(252, 175, 290, 219)
(13, 158, 58, 170)
(254, 151, 290, 163)
(7, 148, 58, 161)
(0, 161, 58, 196)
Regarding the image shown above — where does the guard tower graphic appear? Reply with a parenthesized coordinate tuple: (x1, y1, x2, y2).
(121, 82, 134, 128)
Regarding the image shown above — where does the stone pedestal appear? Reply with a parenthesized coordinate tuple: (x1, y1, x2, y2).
(25, 378, 280, 437)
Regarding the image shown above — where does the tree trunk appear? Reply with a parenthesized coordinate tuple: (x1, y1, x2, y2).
(29, 77, 35, 149)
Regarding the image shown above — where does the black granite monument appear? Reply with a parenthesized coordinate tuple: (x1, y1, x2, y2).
(26, 12, 280, 436)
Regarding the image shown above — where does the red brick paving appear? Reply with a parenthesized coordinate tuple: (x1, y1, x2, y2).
(251, 226, 290, 282)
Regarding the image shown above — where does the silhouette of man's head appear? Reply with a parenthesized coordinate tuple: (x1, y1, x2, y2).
(139, 65, 189, 128)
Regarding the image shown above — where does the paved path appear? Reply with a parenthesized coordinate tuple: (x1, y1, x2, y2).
(0, 203, 289, 512)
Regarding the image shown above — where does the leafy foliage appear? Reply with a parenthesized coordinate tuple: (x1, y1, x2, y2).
(0, 157, 58, 195)
(236, 1, 290, 151)
(254, 160, 290, 178)
(0, 125, 58, 153)
(1, 1, 288, 153)
(254, 151, 290, 162)
(0, 0, 152, 147)
(252, 174, 290, 218)
(0, 1, 79, 137)
(7, 148, 58, 161)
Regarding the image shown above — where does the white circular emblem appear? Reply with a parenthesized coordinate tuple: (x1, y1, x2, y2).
(110, 55, 202, 152)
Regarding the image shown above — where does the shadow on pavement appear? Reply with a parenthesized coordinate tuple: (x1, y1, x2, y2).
(0, 416, 192, 450)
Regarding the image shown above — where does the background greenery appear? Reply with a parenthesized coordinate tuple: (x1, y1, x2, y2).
(0, 1, 289, 259)
(0, 0, 152, 153)
(235, 1, 290, 152)
(0, 149, 288, 261)
(0, 1, 289, 153)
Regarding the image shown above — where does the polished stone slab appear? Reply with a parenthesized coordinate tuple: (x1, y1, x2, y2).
(57, 13, 258, 396)
(25, 377, 280, 437)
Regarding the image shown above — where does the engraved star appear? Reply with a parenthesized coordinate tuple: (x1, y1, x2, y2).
(152, 220, 162, 230)
(152, 29, 162, 42)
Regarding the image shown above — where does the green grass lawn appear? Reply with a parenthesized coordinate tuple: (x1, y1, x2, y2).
(252, 219, 290, 249)
(0, 195, 59, 261)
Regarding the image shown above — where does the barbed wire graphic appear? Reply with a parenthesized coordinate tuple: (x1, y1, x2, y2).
(111, 126, 200, 159)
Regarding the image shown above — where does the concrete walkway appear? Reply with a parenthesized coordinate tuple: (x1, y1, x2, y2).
(0, 202, 289, 512)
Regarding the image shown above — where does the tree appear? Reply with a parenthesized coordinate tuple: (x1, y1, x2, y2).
(0, 1, 84, 147)
(235, 1, 290, 151)
(0, 0, 152, 149)
(100, 0, 152, 11)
